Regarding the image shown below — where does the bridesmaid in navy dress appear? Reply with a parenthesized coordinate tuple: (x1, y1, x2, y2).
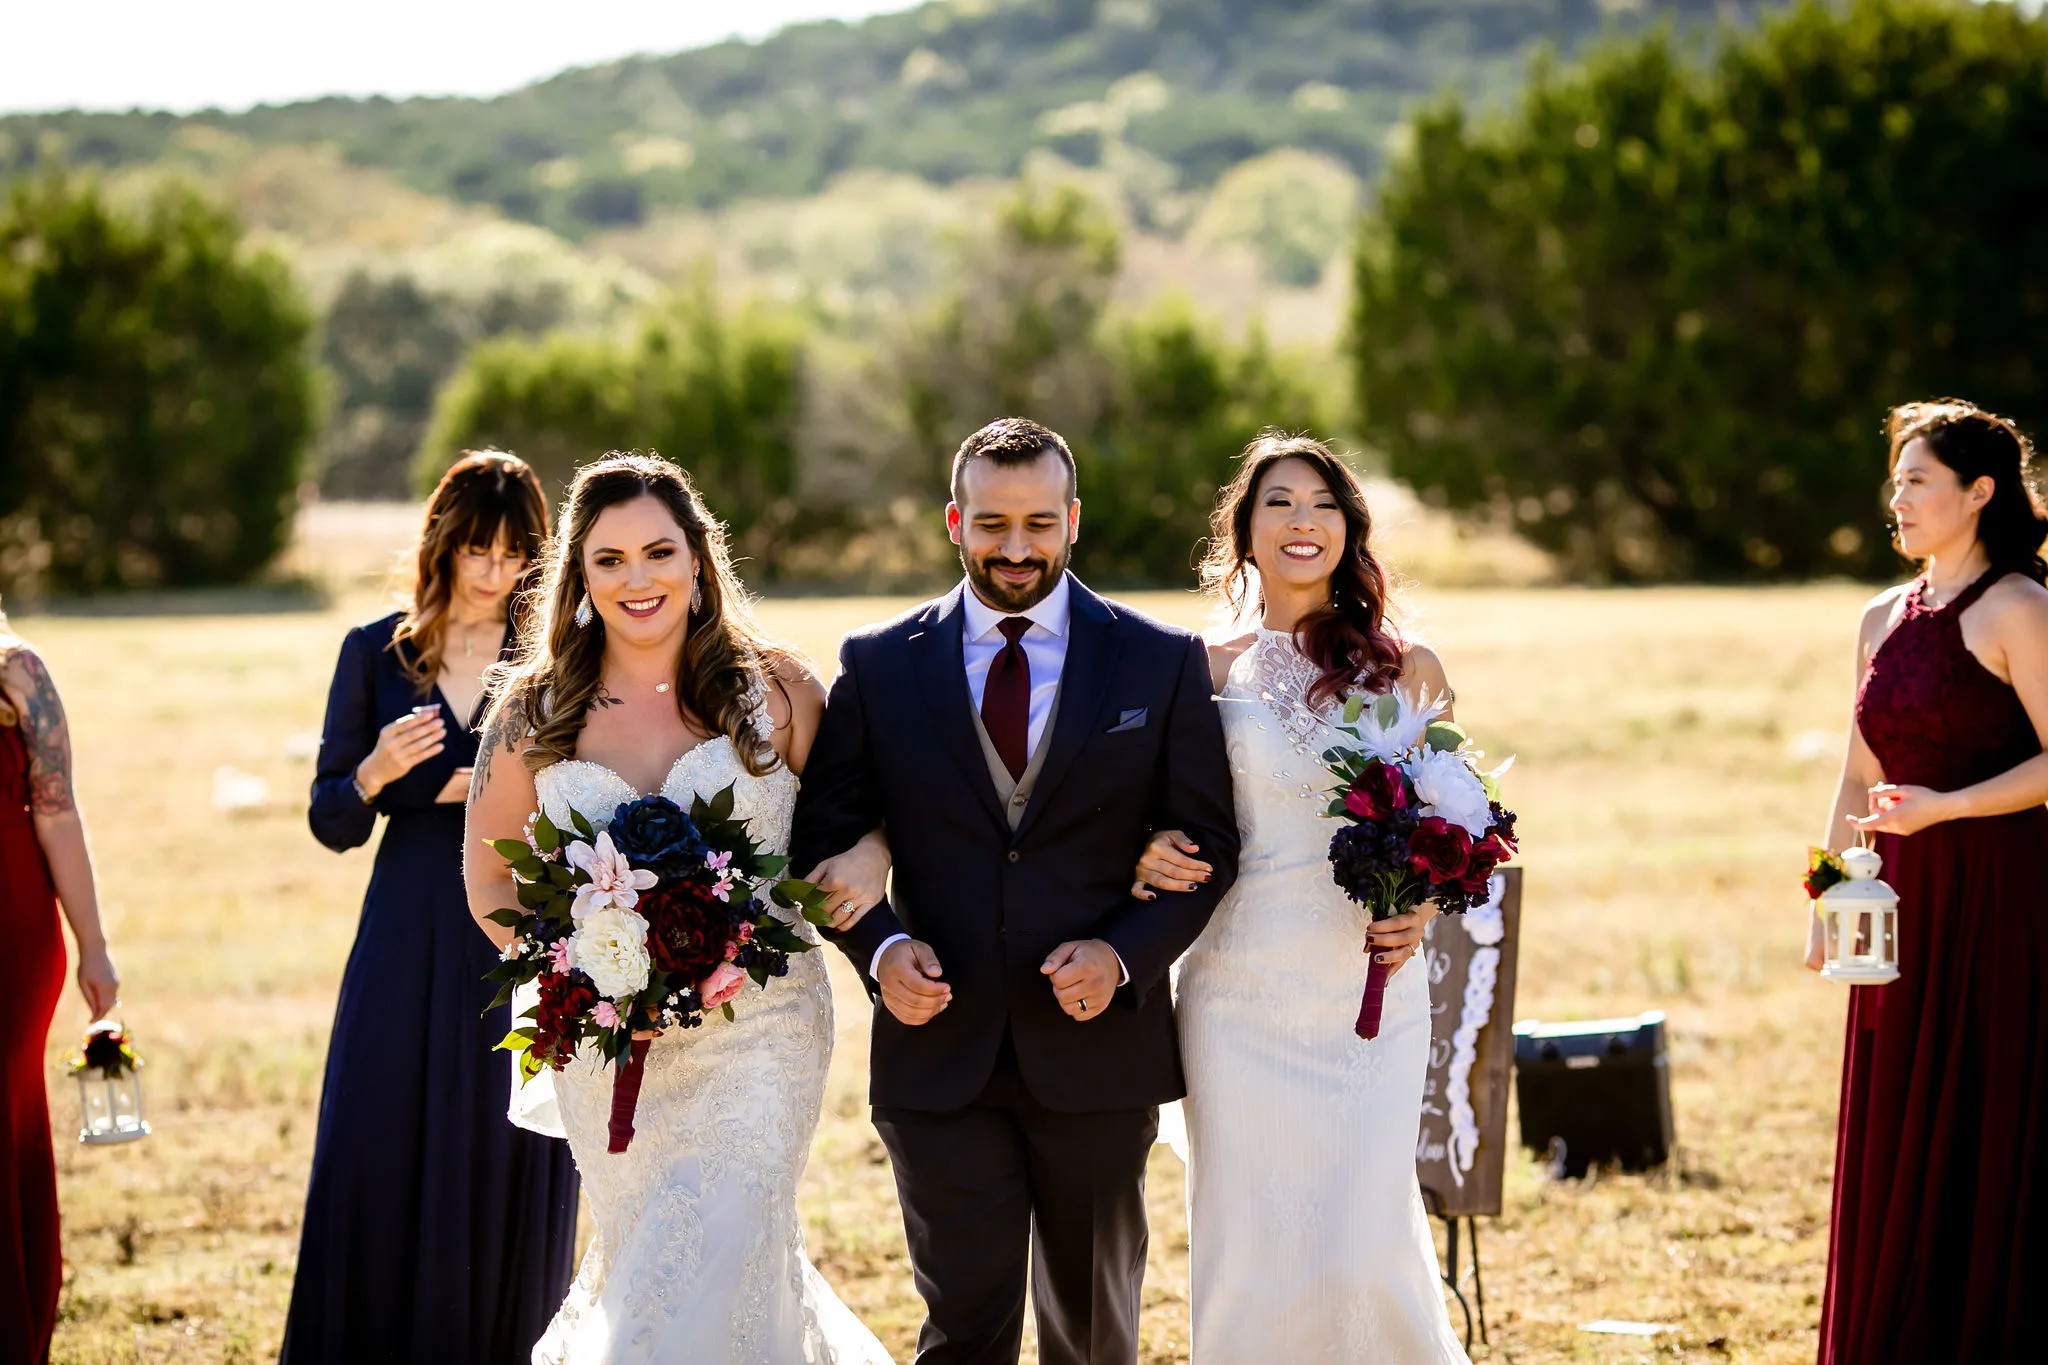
(284, 453, 579, 1362)
(1812, 401, 2048, 1362)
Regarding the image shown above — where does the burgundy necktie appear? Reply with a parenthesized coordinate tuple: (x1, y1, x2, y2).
(981, 617, 1033, 781)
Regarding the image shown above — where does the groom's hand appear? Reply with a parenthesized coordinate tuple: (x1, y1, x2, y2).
(877, 939, 951, 1026)
(1042, 940, 1119, 1021)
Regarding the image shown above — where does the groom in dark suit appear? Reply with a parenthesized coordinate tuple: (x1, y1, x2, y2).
(792, 417, 1240, 1365)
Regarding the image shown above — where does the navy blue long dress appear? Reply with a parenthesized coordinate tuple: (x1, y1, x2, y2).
(282, 612, 578, 1363)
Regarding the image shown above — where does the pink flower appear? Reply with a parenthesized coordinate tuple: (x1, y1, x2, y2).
(547, 939, 574, 977)
(700, 962, 747, 1010)
(735, 922, 754, 945)
(566, 831, 659, 919)
(706, 850, 732, 873)
(593, 999, 622, 1030)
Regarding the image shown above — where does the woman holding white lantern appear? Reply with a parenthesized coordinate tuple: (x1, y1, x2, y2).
(1812, 400, 2048, 1364)
(0, 603, 121, 1363)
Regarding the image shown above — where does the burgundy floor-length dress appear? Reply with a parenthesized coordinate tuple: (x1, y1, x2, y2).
(0, 719, 67, 1363)
(1821, 572, 2048, 1362)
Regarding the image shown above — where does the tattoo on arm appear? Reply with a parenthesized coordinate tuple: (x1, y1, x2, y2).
(469, 691, 530, 806)
(10, 650, 77, 816)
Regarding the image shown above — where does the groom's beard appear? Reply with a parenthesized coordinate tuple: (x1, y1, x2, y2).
(964, 544, 1069, 614)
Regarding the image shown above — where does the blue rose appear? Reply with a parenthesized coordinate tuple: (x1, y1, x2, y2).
(608, 795, 709, 874)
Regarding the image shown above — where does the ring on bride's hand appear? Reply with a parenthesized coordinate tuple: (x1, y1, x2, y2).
(1079, 998, 1089, 1013)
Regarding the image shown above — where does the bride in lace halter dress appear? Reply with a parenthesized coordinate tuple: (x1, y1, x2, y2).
(1138, 438, 1468, 1363)
(464, 455, 893, 1365)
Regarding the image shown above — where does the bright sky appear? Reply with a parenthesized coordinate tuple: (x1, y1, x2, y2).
(1, 1, 909, 116)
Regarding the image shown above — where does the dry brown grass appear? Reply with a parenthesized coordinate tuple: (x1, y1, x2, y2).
(25, 519, 1866, 1361)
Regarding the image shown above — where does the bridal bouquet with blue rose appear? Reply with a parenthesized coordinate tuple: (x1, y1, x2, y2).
(481, 785, 832, 1152)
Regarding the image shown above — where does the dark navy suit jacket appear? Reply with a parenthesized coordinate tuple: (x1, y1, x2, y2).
(791, 577, 1240, 1113)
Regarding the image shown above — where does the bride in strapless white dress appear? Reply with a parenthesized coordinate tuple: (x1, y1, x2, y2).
(463, 454, 893, 1365)
(522, 717, 890, 1365)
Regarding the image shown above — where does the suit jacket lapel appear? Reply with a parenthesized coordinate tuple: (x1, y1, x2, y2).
(1015, 578, 1122, 840)
(909, 585, 1008, 830)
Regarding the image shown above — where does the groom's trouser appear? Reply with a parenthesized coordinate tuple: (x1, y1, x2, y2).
(872, 1040, 1159, 1365)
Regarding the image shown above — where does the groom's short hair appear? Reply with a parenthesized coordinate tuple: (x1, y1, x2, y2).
(951, 418, 1078, 505)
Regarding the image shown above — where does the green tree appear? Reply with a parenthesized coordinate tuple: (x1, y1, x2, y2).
(418, 284, 805, 554)
(886, 183, 1323, 584)
(0, 176, 317, 594)
(1352, 0, 2048, 580)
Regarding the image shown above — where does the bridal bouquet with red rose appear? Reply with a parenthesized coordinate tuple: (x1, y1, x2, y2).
(1316, 689, 1518, 1039)
(482, 786, 831, 1152)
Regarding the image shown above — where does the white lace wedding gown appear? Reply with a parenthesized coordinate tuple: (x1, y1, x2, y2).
(1173, 630, 1468, 1363)
(522, 720, 893, 1365)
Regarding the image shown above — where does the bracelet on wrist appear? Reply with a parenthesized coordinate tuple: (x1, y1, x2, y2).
(351, 768, 375, 804)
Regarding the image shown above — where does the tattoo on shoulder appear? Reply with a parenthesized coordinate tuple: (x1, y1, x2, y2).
(9, 650, 76, 816)
(469, 691, 531, 805)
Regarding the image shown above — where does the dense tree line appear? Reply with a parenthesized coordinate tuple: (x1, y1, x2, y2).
(1352, 0, 2048, 580)
(0, 0, 1760, 238)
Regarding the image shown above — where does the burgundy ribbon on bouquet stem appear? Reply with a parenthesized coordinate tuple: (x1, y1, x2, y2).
(607, 1037, 651, 1154)
(1355, 953, 1392, 1040)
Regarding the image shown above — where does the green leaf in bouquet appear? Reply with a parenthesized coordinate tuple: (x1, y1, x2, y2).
(1370, 692, 1401, 729)
(493, 1027, 536, 1054)
(754, 854, 790, 879)
(508, 854, 547, 882)
(1478, 771, 1502, 804)
(489, 837, 534, 863)
(709, 784, 736, 824)
(516, 879, 556, 911)
(1343, 694, 1365, 724)
(721, 1002, 737, 1023)
(516, 1050, 546, 1083)
(485, 906, 527, 928)
(1424, 721, 1468, 754)
(483, 982, 515, 1014)
(748, 964, 769, 987)
(544, 863, 576, 889)
(753, 922, 809, 953)
(570, 809, 595, 841)
(532, 811, 561, 853)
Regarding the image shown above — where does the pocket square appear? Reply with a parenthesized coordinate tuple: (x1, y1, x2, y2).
(1105, 708, 1148, 734)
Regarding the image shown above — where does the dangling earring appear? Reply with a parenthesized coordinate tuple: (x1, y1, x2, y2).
(573, 593, 593, 628)
(689, 577, 702, 614)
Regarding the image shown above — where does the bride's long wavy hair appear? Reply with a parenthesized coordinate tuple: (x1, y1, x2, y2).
(1200, 432, 1405, 708)
(484, 452, 787, 778)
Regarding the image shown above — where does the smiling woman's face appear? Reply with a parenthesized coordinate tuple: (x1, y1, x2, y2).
(1248, 457, 1346, 596)
(580, 495, 698, 645)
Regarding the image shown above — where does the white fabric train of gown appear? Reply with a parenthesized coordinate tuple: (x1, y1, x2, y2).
(523, 706, 893, 1365)
(1173, 629, 1468, 1364)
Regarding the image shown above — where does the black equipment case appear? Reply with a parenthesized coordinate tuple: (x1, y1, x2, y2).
(1512, 1010, 1674, 1177)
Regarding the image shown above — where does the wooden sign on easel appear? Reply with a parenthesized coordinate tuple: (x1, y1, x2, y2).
(1415, 867, 1524, 1219)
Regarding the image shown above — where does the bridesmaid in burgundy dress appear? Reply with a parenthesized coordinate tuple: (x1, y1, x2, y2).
(1812, 400, 2048, 1363)
(0, 607, 121, 1363)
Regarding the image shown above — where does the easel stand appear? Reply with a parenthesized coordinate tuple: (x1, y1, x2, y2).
(1438, 1213, 1490, 1351)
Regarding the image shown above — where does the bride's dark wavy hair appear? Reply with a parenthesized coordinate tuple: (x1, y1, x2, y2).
(1200, 432, 1405, 707)
(484, 452, 788, 778)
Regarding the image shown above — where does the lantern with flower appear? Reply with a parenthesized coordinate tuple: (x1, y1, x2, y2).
(1807, 844, 1901, 985)
(68, 1019, 151, 1145)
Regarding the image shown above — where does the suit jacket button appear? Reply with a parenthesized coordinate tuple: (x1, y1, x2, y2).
(1007, 850, 1020, 863)
(1011, 793, 1027, 807)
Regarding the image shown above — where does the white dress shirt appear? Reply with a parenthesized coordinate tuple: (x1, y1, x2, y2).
(870, 574, 1125, 988)
(960, 571, 1071, 758)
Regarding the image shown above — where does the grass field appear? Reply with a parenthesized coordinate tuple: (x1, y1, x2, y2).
(23, 511, 1868, 1363)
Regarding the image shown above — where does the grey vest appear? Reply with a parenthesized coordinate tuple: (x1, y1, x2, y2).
(969, 686, 1062, 830)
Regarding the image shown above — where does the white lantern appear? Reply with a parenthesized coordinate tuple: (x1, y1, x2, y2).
(1817, 846, 1900, 984)
(70, 1021, 151, 1146)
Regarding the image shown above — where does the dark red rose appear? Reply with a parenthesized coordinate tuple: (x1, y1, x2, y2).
(1344, 761, 1413, 823)
(1456, 829, 1515, 891)
(1407, 816, 1473, 883)
(534, 972, 598, 1064)
(640, 878, 732, 982)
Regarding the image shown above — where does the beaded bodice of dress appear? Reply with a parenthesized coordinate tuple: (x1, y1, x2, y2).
(1856, 574, 2041, 792)
(1219, 627, 1357, 877)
